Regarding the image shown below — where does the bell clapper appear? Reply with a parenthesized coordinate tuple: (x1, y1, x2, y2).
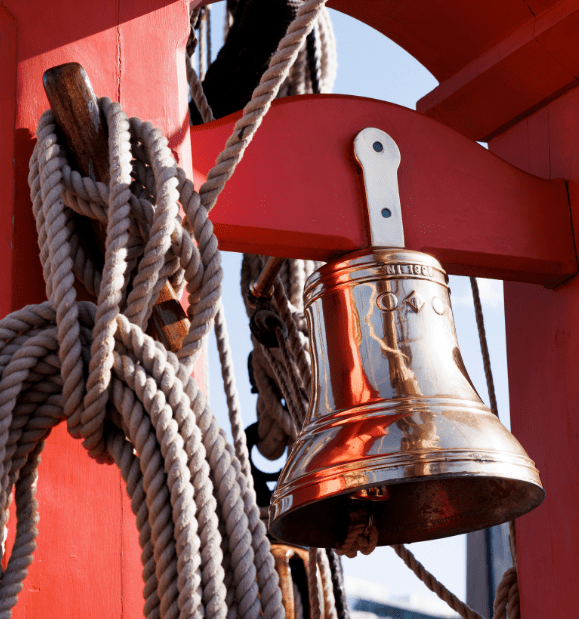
(351, 485, 391, 501)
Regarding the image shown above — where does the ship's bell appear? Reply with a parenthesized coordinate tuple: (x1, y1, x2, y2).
(268, 129, 544, 549)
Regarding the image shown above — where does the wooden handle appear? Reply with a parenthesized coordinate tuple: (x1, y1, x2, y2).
(43, 63, 111, 184)
(43, 62, 190, 352)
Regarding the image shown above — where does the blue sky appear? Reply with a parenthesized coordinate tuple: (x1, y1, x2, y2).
(202, 3, 512, 609)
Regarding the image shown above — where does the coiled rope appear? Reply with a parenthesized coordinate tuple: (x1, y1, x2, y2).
(0, 1, 332, 617)
(13, 97, 282, 619)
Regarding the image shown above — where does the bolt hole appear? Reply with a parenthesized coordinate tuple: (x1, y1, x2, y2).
(381, 208, 392, 218)
(373, 141, 383, 152)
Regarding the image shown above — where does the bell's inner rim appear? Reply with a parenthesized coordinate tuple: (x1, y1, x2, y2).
(269, 475, 544, 548)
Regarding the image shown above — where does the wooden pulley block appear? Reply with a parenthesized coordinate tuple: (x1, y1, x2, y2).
(270, 544, 311, 619)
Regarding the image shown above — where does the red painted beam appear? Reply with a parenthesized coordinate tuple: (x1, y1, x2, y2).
(200, 0, 557, 86)
(193, 94, 575, 287)
(417, 0, 579, 141)
(325, 0, 537, 82)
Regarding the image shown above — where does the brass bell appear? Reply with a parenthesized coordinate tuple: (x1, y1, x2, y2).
(268, 129, 544, 549)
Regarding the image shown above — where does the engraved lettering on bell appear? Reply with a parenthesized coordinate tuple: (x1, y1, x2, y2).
(432, 296, 445, 315)
(405, 291, 425, 313)
(377, 292, 398, 312)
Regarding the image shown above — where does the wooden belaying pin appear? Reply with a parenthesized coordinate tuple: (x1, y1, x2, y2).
(43, 62, 190, 353)
(246, 256, 286, 308)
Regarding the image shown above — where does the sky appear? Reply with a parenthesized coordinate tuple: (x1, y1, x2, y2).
(202, 3, 512, 611)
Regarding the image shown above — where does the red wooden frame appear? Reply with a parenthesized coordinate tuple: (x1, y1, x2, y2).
(192, 94, 574, 286)
(1, 0, 578, 617)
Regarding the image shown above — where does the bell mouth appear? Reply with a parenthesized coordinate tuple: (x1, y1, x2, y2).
(268, 399, 545, 548)
(269, 475, 544, 548)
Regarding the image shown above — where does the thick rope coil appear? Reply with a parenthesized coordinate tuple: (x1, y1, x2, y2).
(0, 23, 336, 606)
(0, 294, 286, 619)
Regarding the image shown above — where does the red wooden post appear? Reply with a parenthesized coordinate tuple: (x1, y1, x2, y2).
(489, 89, 579, 618)
(0, 0, 200, 616)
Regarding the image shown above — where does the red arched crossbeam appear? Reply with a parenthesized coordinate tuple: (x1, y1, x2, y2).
(193, 94, 574, 287)
(202, 0, 579, 141)
(327, 0, 579, 141)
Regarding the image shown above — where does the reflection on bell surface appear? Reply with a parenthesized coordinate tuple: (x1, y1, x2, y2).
(269, 247, 544, 549)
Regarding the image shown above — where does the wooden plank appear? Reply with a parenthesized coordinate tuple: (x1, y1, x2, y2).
(193, 94, 575, 287)
(417, 0, 579, 140)
(490, 84, 579, 619)
(0, 5, 16, 318)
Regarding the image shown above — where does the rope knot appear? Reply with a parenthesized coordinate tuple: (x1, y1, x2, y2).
(336, 506, 379, 559)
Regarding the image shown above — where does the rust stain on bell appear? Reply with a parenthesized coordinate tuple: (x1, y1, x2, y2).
(269, 247, 544, 548)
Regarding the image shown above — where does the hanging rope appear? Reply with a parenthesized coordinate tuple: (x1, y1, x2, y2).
(470, 277, 499, 417)
(187, 8, 216, 125)
(470, 276, 520, 619)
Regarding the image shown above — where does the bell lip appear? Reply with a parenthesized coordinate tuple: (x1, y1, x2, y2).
(304, 247, 448, 306)
(269, 395, 544, 547)
(271, 398, 543, 513)
(268, 474, 545, 548)
(269, 447, 543, 521)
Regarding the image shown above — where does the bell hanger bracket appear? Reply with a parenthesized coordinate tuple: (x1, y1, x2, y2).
(353, 128, 405, 248)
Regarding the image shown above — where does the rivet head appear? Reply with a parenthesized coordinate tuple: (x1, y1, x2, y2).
(432, 297, 445, 315)
(377, 292, 398, 312)
(373, 141, 384, 152)
(381, 208, 392, 218)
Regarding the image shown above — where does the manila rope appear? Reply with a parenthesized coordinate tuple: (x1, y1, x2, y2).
(0, 1, 330, 618)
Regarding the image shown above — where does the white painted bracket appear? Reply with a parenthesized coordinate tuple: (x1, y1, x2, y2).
(353, 128, 405, 248)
